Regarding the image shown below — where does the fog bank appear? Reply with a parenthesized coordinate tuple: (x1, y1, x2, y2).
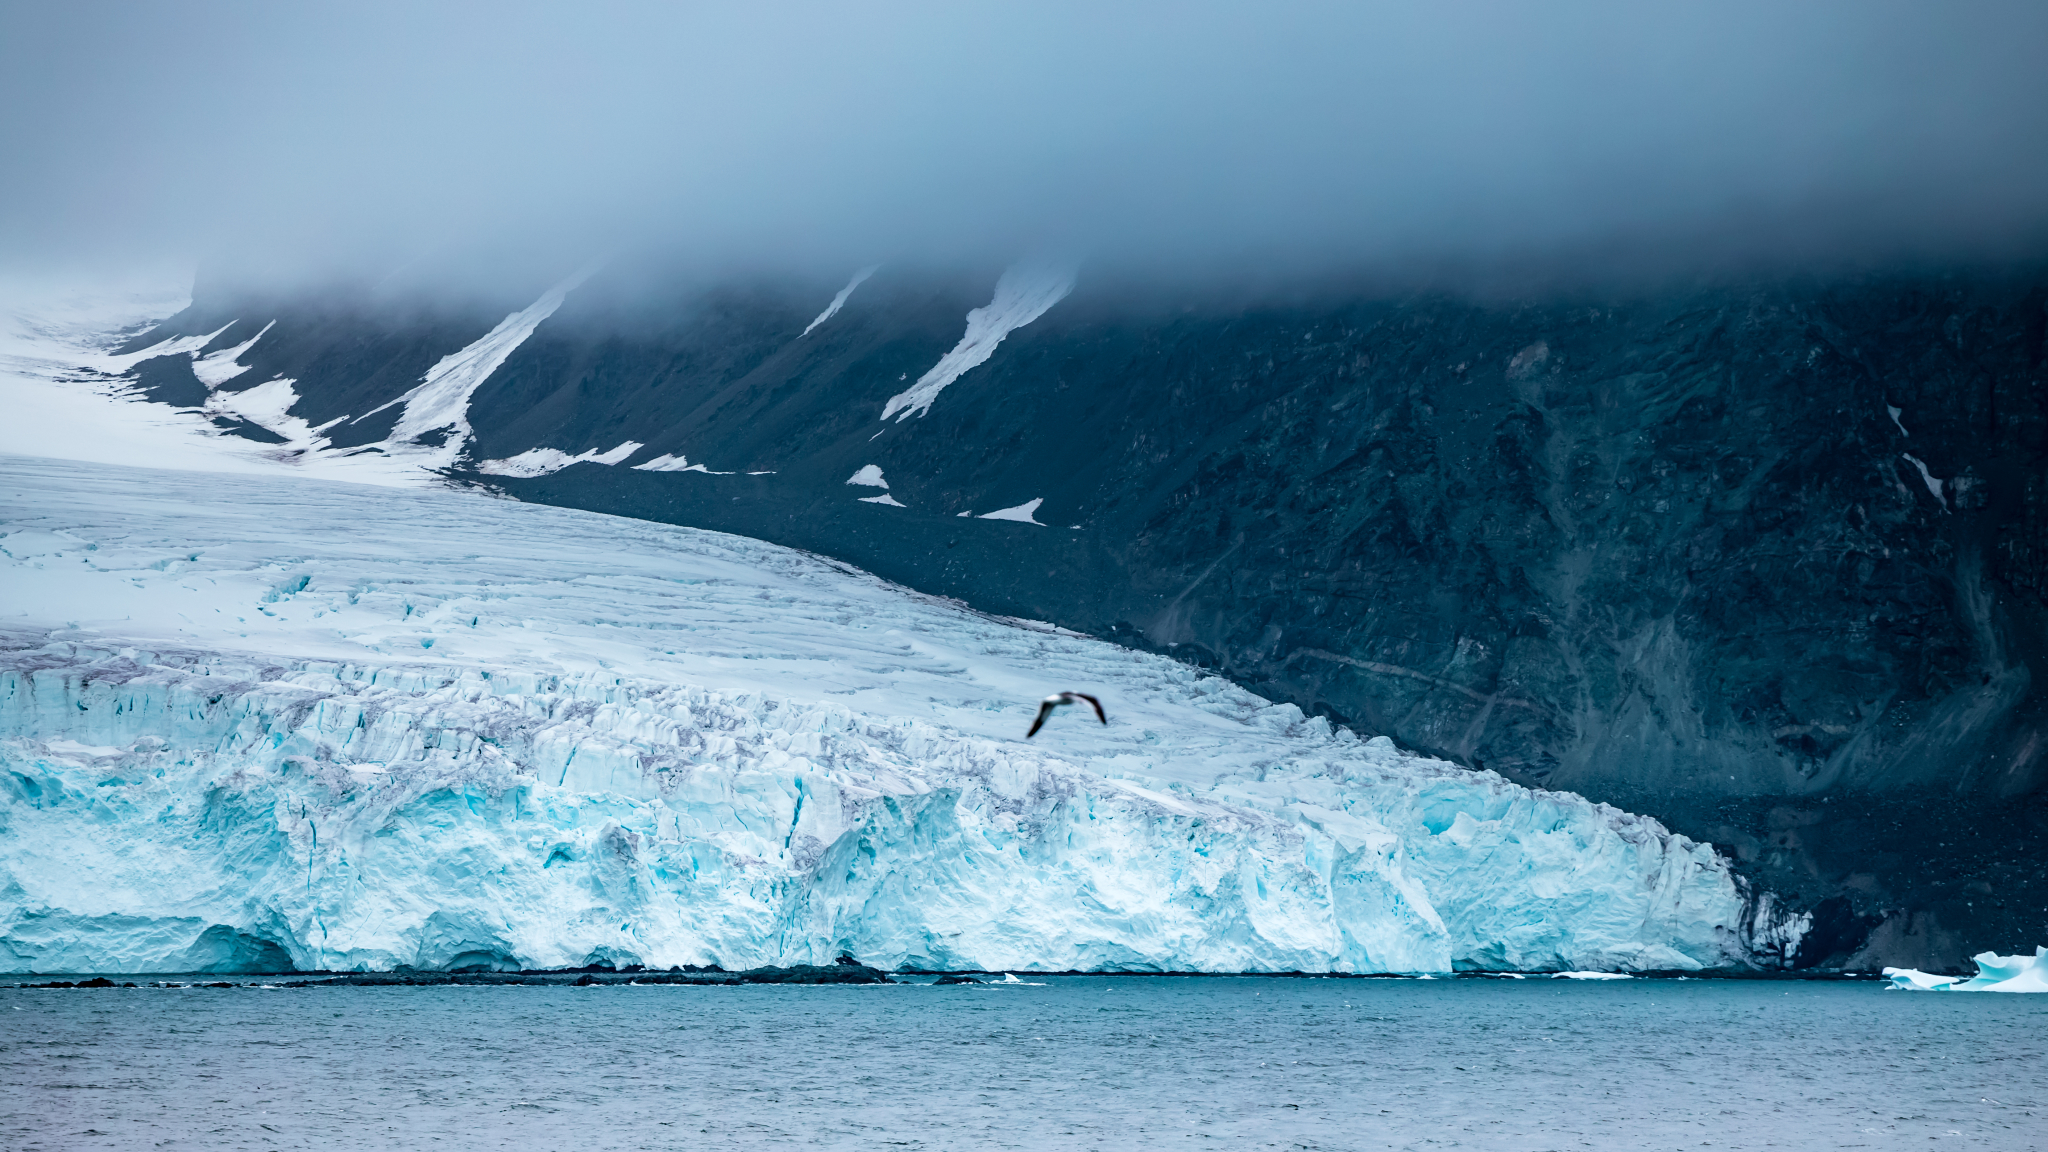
(4, 1, 2046, 289)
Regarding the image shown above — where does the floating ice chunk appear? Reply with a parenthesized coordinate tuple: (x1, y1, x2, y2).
(881, 262, 1075, 421)
(1902, 454, 1947, 510)
(846, 465, 888, 488)
(191, 321, 274, 388)
(1885, 967, 1962, 991)
(859, 494, 906, 507)
(802, 265, 880, 337)
(1552, 971, 1632, 980)
(1886, 947, 2048, 992)
(479, 441, 644, 478)
(979, 498, 1044, 525)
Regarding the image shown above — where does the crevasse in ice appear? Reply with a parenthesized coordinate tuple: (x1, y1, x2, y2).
(0, 457, 1801, 974)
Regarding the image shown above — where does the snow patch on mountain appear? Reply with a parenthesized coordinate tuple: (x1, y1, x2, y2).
(802, 265, 879, 337)
(881, 263, 1074, 422)
(0, 280, 414, 486)
(979, 498, 1045, 524)
(0, 455, 1802, 975)
(859, 493, 906, 507)
(631, 453, 729, 474)
(191, 320, 274, 388)
(846, 465, 888, 487)
(117, 323, 238, 367)
(1902, 453, 1947, 510)
(365, 266, 596, 468)
(478, 441, 643, 478)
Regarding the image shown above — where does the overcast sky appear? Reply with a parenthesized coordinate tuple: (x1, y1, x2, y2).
(3, 1, 2045, 288)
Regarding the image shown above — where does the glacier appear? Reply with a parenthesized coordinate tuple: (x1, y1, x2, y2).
(0, 455, 1803, 974)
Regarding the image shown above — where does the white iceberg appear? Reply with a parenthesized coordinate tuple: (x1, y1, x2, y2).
(0, 455, 1803, 975)
(1885, 948, 2048, 992)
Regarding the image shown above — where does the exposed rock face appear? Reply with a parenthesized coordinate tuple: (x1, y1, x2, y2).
(118, 264, 2048, 968)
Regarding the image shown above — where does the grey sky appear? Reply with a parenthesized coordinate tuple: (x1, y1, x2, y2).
(4, 1, 2045, 286)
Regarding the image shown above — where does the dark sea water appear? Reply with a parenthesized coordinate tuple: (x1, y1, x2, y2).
(3, 976, 2043, 1151)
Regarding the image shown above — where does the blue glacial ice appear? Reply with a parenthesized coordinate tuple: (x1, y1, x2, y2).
(1885, 948, 2048, 992)
(0, 456, 1808, 974)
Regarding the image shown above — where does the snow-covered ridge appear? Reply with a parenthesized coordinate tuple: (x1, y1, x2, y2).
(0, 456, 1798, 974)
(881, 262, 1074, 422)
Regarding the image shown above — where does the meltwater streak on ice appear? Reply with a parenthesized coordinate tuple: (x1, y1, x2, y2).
(0, 457, 1800, 975)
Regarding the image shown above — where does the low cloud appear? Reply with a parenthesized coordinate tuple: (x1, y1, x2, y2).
(4, 1, 2045, 289)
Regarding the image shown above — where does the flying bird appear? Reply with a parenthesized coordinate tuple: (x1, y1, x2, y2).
(1026, 691, 1106, 738)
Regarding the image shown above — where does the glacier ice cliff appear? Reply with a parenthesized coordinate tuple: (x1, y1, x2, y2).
(0, 456, 1803, 974)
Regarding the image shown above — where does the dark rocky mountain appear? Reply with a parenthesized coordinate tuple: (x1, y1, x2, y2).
(120, 262, 2048, 970)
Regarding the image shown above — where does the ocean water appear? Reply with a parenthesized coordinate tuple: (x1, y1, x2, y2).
(2, 976, 2042, 1151)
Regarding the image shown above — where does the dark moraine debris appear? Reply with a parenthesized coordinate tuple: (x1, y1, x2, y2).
(737, 963, 893, 985)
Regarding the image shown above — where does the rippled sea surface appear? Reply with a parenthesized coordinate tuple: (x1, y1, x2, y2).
(4, 976, 2044, 1151)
